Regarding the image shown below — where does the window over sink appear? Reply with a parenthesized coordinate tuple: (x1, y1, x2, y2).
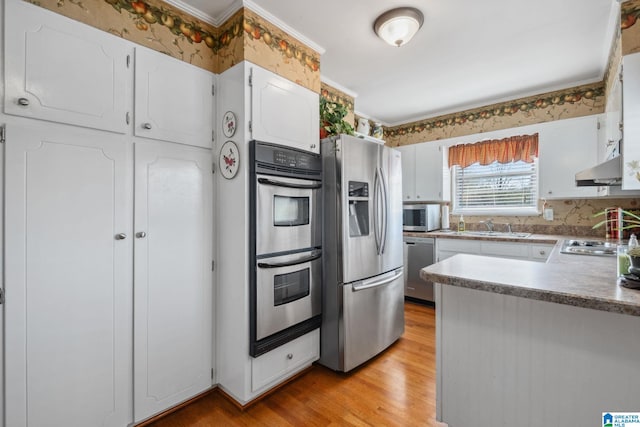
(449, 133, 539, 216)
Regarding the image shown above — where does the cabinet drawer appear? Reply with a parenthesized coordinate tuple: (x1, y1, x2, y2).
(437, 238, 481, 253)
(480, 241, 529, 258)
(530, 244, 554, 261)
(251, 328, 319, 393)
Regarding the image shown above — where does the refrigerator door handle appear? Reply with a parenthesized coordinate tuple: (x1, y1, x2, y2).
(373, 168, 381, 254)
(352, 268, 404, 291)
(379, 167, 388, 255)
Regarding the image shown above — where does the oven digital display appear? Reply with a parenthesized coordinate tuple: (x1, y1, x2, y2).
(273, 151, 312, 169)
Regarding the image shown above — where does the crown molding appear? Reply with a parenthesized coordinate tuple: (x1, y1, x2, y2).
(162, 0, 217, 26)
(243, 0, 325, 54)
(321, 76, 358, 98)
(213, 0, 244, 26)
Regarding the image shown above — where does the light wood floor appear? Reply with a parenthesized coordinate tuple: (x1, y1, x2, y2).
(150, 302, 443, 426)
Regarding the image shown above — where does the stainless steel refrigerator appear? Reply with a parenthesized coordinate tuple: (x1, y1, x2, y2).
(319, 134, 405, 372)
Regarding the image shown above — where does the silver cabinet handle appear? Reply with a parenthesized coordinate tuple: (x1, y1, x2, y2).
(287, 353, 293, 360)
(136, 231, 147, 238)
(142, 123, 152, 130)
(17, 98, 29, 106)
(115, 233, 127, 240)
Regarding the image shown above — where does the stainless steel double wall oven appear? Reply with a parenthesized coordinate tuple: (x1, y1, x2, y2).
(249, 141, 322, 357)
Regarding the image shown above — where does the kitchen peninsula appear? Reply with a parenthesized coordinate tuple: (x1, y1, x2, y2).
(421, 241, 640, 427)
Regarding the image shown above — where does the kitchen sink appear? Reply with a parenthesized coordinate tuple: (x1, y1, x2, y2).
(461, 231, 532, 238)
(560, 239, 616, 256)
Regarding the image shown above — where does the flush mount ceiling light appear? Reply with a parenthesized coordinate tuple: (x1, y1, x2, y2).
(374, 7, 424, 47)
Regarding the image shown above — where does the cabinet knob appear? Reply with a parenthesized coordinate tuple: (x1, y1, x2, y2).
(115, 233, 127, 240)
(17, 97, 29, 106)
(416, 195, 421, 199)
(547, 191, 552, 195)
(286, 353, 293, 360)
(142, 122, 152, 130)
(136, 231, 147, 238)
(539, 250, 546, 255)
(310, 144, 316, 149)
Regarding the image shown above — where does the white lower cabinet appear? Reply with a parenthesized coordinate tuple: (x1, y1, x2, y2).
(436, 238, 554, 262)
(4, 123, 214, 427)
(5, 123, 133, 427)
(133, 142, 213, 422)
(251, 329, 319, 393)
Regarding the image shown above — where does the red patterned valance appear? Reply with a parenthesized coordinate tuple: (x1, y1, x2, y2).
(448, 133, 539, 168)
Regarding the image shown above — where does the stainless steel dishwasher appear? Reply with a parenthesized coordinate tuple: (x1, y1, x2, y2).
(403, 236, 435, 302)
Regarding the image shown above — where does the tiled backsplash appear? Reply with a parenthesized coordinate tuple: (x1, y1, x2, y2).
(443, 198, 640, 238)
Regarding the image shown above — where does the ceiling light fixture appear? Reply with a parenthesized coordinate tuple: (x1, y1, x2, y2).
(374, 7, 424, 47)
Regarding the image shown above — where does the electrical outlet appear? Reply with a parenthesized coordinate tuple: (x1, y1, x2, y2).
(543, 208, 554, 221)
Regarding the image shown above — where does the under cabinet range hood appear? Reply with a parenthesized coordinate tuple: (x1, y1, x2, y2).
(575, 156, 622, 186)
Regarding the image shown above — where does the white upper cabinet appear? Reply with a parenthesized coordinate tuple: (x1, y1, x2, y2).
(623, 52, 640, 190)
(4, 0, 131, 133)
(538, 115, 599, 199)
(4, 123, 133, 427)
(397, 143, 450, 202)
(415, 142, 450, 202)
(397, 145, 416, 201)
(134, 47, 214, 148)
(250, 66, 319, 153)
(133, 142, 213, 422)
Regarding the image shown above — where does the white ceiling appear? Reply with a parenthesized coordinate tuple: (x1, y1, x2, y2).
(179, 0, 618, 126)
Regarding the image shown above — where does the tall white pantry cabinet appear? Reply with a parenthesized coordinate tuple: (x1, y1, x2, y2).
(2, 1, 215, 426)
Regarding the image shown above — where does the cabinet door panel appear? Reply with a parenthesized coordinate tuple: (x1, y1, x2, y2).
(538, 116, 598, 198)
(397, 145, 416, 201)
(5, 0, 130, 133)
(135, 47, 214, 148)
(416, 142, 449, 201)
(134, 142, 213, 421)
(623, 53, 640, 190)
(251, 66, 319, 153)
(5, 123, 132, 427)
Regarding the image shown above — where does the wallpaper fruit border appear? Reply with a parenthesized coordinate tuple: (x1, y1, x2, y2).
(243, 8, 320, 93)
(385, 83, 605, 147)
(23, 0, 321, 92)
(622, 0, 640, 55)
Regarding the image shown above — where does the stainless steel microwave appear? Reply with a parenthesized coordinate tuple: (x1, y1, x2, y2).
(403, 204, 441, 232)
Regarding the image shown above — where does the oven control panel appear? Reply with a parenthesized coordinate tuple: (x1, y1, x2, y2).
(273, 150, 312, 169)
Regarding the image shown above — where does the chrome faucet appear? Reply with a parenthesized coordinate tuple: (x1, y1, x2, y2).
(479, 219, 494, 232)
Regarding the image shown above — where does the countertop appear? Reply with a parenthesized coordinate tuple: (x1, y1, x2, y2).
(404, 230, 558, 244)
(419, 233, 640, 316)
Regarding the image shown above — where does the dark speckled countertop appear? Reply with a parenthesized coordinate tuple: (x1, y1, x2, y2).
(418, 232, 640, 316)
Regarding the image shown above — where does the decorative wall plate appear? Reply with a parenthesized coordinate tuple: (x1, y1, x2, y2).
(219, 140, 239, 179)
(222, 111, 237, 137)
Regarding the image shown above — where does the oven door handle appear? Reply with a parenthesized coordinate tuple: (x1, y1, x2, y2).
(257, 177, 321, 190)
(257, 251, 322, 269)
(352, 268, 403, 291)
